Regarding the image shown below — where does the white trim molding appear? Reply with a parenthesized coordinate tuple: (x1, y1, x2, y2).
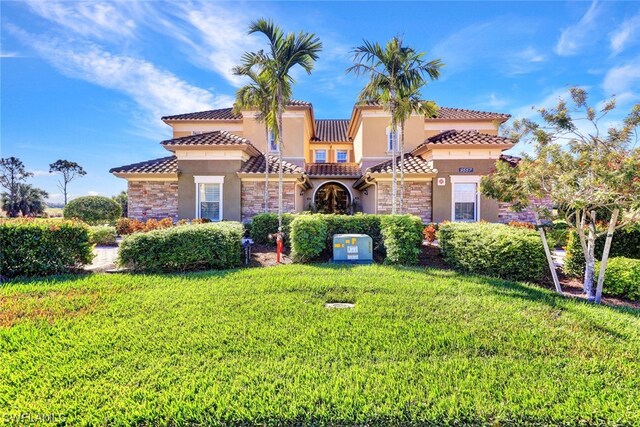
(194, 176, 224, 221)
(450, 175, 481, 222)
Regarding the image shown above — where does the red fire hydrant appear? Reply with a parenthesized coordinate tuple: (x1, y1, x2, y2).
(275, 232, 284, 263)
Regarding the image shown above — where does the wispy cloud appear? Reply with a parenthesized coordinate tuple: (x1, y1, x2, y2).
(30, 170, 52, 177)
(602, 58, 640, 104)
(610, 13, 640, 56)
(0, 51, 21, 58)
(505, 46, 547, 76)
(24, 0, 138, 40)
(8, 25, 233, 136)
(482, 93, 510, 109)
(555, 1, 602, 56)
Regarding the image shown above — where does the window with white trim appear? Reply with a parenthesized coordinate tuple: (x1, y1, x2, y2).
(315, 150, 327, 163)
(336, 150, 348, 163)
(386, 127, 401, 152)
(195, 176, 224, 221)
(453, 182, 478, 222)
(268, 131, 278, 153)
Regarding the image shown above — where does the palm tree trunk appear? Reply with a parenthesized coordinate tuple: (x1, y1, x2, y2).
(399, 121, 405, 214)
(390, 100, 397, 215)
(264, 124, 270, 213)
(277, 85, 284, 232)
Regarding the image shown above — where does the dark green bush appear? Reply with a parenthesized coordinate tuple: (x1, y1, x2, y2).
(322, 214, 383, 254)
(289, 216, 327, 263)
(117, 222, 243, 272)
(0, 219, 94, 278)
(249, 213, 294, 246)
(438, 222, 546, 282)
(63, 196, 122, 225)
(89, 226, 117, 246)
(596, 257, 640, 301)
(380, 215, 424, 265)
(564, 224, 640, 277)
(546, 220, 569, 249)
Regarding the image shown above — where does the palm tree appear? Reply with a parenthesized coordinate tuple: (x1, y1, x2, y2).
(1, 183, 48, 217)
(236, 19, 322, 231)
(394, 88, 438, 213)
(232, 69, 276, 213)
(347, 36, 442, 214)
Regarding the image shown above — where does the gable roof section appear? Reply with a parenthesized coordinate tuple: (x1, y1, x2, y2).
(356, 101, 509, 121)
(368, 154, 437, 174)
(312, 119, 350, 142)
(161, 100, 312, 121)
(160, 131, 260, 155)
(412, 130, 514, 154)
(306, 162, 361, 177)
(109, 156, 178, 176)
(239, 155, 304, 175)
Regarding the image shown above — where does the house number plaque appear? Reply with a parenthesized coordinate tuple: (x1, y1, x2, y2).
(458, 167, 474, 173)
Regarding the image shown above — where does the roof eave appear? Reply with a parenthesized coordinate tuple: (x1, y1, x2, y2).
(111, 172, 178, 181)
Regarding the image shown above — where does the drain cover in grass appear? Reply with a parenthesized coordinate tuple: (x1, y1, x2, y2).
(324, 302, 355, 309)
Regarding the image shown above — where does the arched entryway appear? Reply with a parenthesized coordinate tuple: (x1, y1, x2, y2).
(314, 182, 352, 214)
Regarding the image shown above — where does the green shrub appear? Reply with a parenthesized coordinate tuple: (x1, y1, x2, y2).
(89, 226, 117, 246)
(564, 224, 640, 277)
(322, 213, 384, 254)
(289, 215, 327, 263)
(249, 213, 294, 246)
(596, 257, 640, 301)
(117, 222, 243, 272)
(438, 222, 546, 282)
(546, 220, 569, 248)
(63, 196, 122, 225)
(380, 215, 424, 265)
(0, 219, 94, 278)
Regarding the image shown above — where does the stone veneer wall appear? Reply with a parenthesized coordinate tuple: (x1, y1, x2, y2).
(241, 181, 296, 222)
(376, 181, 432, 223)
(498, 197, 553, 224)
(128, 181, 178, 220)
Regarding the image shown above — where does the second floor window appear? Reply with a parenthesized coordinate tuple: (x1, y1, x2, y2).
(315, 150, 327, 163)
(387, 127, 401, 152)
(336, 150, 348, 163)
(268, 131, 278, 152)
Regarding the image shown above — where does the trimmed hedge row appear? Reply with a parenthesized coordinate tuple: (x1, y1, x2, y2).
(63, 196, 122, 225)
(0, 219, 94, 278)
(596, 257, 640, 301)
(438, 222, 546, 282)
(117, 222, 244, 272)
(287, 214, 424, 265)
(564, 225, 640, 277)
(249, 213, 295, 246)
(88, 226, 117, 246)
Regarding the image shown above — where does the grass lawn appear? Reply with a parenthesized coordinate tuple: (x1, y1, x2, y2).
(1, 265, 639, 426)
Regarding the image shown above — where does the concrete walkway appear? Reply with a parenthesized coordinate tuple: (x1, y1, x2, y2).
(86, 245, 119, 272)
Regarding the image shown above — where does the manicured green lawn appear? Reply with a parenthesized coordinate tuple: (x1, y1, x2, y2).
(1, 265, 639, 426)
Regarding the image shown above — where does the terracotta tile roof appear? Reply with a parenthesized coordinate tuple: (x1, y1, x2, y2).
(160, 131, 257, 150)
(413, 130, 513, 152)
(368, 154, 437, 174)
(110, 156, 177, 174)
(358, 101, 510, 121)
(312, 119, 350, 142)
(161, 100, 311, 121)
(306, 162, 361, 177)
(500, 154, 521, 167)
(240, 155, 304, 174)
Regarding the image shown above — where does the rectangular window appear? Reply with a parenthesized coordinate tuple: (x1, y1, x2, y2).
(198, 183, 222, 221)
(388, 131, 395, 152)
(268, 131, 278, 153)
(315, 150, 327, 163)
(336, 150, 348, 163)
(453, 183, 477, 222)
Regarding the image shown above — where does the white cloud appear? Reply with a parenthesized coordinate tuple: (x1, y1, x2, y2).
(24, 0, 138, 40)
(8, 25, 233, 134)
(159, 3, 264, 87)
(602, 59, 640, 104)
(610, 14, 640, 56)
(87, 191, 100, 196)
(0, 51, 21, 58)
(555, 0, 602, 56)
(518, 46, 546, 63)
(30, 170, 52, 177)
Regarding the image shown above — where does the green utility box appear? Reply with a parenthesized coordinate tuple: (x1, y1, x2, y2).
(332, 234, 373, 264)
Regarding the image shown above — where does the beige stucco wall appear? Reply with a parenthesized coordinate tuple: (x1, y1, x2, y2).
(171, 122, 243, 139)
(308, 143, 354, 163)
(424, 120, 500, 138)
(177, 159, 243, 221)
(431, 158, 499, 223)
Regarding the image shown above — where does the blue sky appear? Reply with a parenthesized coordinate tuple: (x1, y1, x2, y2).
(1, 0, 639, 203)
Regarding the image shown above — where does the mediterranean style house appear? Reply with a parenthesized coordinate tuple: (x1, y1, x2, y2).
(110, 100, 534, 224)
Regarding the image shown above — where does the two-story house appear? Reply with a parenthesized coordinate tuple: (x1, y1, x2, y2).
(110, 100, 531, 224)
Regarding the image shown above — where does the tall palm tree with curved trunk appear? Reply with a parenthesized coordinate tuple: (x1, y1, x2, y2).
(236, 19, 322, 231)
(232, 69, 276, 214)
(347, 36, 442, 214)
